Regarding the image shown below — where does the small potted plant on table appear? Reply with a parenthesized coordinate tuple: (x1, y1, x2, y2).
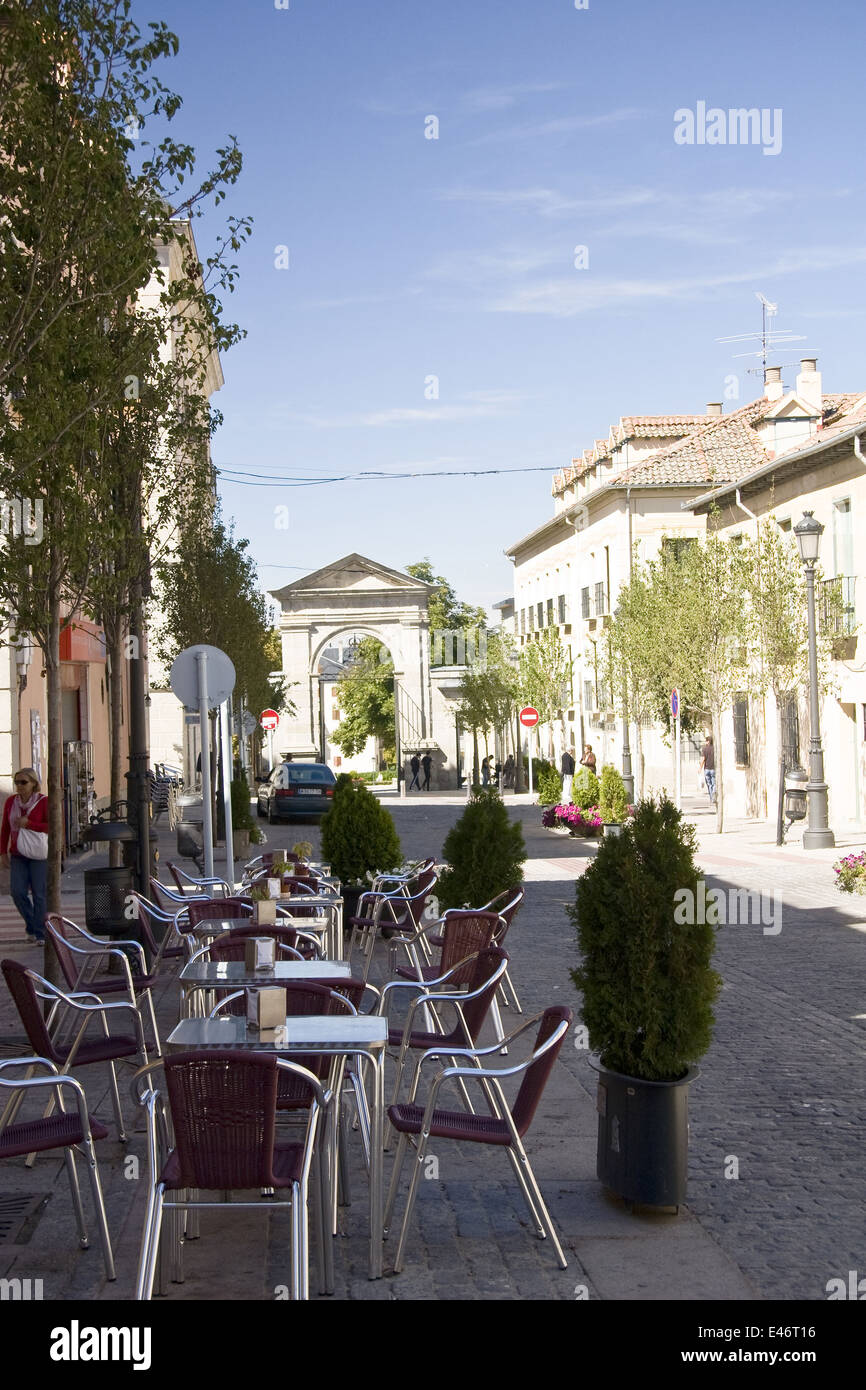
(569, 794, 721, 1208)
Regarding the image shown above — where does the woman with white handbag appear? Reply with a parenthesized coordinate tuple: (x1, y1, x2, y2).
(0, 768, 49, 944)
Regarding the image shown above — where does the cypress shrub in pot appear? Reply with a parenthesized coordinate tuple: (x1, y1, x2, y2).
(568, 794, 721, 1207)
(319, 774, 402, 918)
(437, 788, 525, 911)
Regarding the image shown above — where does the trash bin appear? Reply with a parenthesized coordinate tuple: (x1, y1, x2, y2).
(84, 866, 135, 939)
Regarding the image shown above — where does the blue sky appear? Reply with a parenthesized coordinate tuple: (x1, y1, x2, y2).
(130, 0, 866, 617)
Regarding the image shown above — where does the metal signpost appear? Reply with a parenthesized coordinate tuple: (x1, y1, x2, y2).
(519, 706, 540, 795)
(170, 645, 237, 881)
(260, 708, 279, 773)
(671, 688, 681, 809)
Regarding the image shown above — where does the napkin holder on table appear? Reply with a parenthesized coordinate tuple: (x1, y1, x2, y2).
(244, 936, 276, 972)
(253, 898, 277, 926)
(266, 876, 281, 899)
(246, 986, 285, 1032)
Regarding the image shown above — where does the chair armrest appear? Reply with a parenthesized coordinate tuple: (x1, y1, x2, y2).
(0, 1056, 60, 1077)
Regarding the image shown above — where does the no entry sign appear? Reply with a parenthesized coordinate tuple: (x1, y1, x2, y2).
(519, 706, 540, 728)
(260, 708, 279, 732)
(670, 688, 680, 720)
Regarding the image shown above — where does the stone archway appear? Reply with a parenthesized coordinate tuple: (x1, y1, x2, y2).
(270, 554, 445, 776)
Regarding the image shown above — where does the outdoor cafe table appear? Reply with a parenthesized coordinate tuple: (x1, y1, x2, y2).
(166, 1013, 388, 1280)
(177, 958, 352, 1018)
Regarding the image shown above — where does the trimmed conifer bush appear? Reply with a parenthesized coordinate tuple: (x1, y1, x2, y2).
(319, 777, 402, 886)
(536, 764, 562, 805)
(569, 795, 721, 1081)
(572, 767, 600, 809)
(598, 764, 628, 823)
(437, 788, 526, 911)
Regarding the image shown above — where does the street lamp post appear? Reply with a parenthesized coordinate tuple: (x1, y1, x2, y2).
(793, 511, 835, 849)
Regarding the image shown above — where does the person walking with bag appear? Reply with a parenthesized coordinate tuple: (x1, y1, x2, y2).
(0, 768, 49, 944)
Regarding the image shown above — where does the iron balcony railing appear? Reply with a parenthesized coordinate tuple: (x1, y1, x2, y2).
(819, 576, 855, 636)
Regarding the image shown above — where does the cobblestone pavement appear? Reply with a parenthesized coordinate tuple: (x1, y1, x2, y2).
(0, 791, 863, 1302)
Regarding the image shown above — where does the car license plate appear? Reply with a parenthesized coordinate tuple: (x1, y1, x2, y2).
(298, 788, 320, 795)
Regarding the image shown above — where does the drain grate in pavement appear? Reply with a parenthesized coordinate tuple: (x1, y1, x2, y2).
(0, 1194, 52, 1246)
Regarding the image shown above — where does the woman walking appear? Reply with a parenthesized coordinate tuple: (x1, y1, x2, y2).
(0, 769, 49, 944)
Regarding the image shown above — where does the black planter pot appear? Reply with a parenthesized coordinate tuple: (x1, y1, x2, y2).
(341, 885, 364, 931)
(593, 1062, 698, 1209)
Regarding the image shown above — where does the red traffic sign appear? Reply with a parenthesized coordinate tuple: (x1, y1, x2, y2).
(519, 706, 540, 728)
(259, 708, 280, 732)
(670, 688, 680, 720)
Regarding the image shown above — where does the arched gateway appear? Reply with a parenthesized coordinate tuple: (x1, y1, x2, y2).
(270, 554, 464, 788)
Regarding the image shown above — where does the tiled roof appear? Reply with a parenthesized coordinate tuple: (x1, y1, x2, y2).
(610, 393, 862, 490)
(552, 414, 708, 495)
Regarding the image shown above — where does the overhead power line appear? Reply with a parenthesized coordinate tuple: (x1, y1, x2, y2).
(215, 463, 557, 488)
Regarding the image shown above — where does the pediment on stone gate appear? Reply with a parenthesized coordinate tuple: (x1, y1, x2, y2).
(270, 553, 433, 606)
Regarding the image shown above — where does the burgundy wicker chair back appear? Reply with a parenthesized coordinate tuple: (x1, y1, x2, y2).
(438, 911, 500, 985)
(43, 916, 83, 993)
(458, 947, 510, 1042)
(185, 898, 251, 928)
(278, 982, 354, 1102)
(1, 958, 59, 1062)
(487, 887, 525, 945)
(162, 1051, 286, 1190)
(167, 861, 190, 895)
(210, 925, 303, 962)
(511, 1005, 573, 1136)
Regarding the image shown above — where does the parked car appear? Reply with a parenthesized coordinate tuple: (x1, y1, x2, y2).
(256, 761, 337, 822)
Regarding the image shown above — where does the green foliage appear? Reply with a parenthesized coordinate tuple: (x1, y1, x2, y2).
(536, 764, 563, 805)
(572, 767, 600, 810)
(332, 637, 394, 757)
(405, 559, 486, 634)
(230, 778, 254, 832)
(598, 765, 628, 823)
(437, 789, 526, 911)
(518, 628, 573, 730)
(569, 796, 721, 1081)
(319, 779, 402, 886)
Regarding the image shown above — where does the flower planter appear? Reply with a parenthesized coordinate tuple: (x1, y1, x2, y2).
(593, 1061, 698, 1209)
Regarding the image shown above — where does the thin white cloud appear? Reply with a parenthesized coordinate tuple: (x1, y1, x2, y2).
(460, 82, 567, 113)
(487, 247, 866, 317)
(280, 391, 526, 429)
(469, 107, 645, 145)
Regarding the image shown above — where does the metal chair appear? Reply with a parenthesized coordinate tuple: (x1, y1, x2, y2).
(132, 1051, 328, 1300)
(1, 958, 147, 1144)
(348, 867, 440, 983)
(384, 1005, 573, 1273)
(0, 1057, 115, 1280)
(429, 887, 525, 1013)
(167, 862, 233, 897)
(184, 897, 252, 928)
(125, 891, 192, 971)
(45, 914, 160, 1058)
(378, 946, 510, 1126)
(389, 908, 501, 989)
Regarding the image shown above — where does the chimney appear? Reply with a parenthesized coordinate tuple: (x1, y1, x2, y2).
(706, 402, 723, 417)
(764, 366, 784, 403)
(796, 357, 822, 414)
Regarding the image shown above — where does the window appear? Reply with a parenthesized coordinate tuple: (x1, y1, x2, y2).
(733, 694, 750, 766)
(584, 679, 594, 712)
(536, 602, 543, 629)
(520, 608, 526, 635)
(528, 605, 534, 631)
(730, 534, 744, 547)
(594, 581, 606, 616)
(332, 707, 340, 721)
(833, 498, 853, 578)
(780, 691, 800, 767)
(547, 597, 554, 626)
(557, 594, 567, 624)
(598, 679, 609, 710)
(581, 587, 590, 619)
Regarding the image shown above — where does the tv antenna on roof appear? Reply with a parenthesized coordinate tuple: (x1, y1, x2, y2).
(716, 293, 814, 377)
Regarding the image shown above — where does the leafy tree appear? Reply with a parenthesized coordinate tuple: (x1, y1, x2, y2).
(437, 788, 525, 911)
(598, 765, 629, 822)
(572, 767, 600, 810)
(455, 631, 517, 783)
(518, 626, 574, 758)
(536, 763, 562, 805)
(405, 559, 486, 634)
(156, 508, 289, 719)
(331, 637, 394, 759)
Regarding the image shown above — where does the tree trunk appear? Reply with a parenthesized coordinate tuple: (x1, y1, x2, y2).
(514, 710, 526, 792)
(472, 729, 479, 786)
(105, 617, 125, 866)
(44, 585, 64, 986)
(713, 705, 724, 833)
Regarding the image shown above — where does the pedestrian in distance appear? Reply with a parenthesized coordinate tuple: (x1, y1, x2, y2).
(700, 733, 716, 806)
(580, 744, 597, 773)
(481, 757, 491, 786)
(421, 752, 432, 790)
(409, 753, 422, 790)
(0, 768, 49, 945)
(494, 759, 502, 789)
(561, 746, 576, 804)
(503, 754, 515, 789)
